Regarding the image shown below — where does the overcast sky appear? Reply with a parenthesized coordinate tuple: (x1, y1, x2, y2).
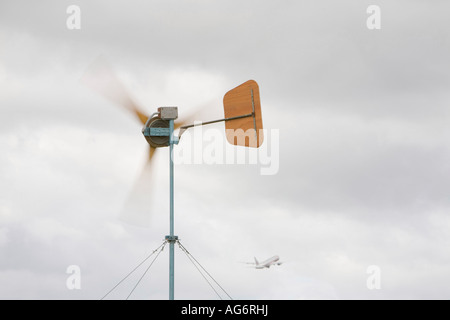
(1, 0, 450, 300)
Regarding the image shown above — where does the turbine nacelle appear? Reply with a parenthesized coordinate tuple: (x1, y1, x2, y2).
(142, 107, 178, 148)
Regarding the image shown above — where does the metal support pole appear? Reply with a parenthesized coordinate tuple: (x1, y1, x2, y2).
(168, 119, 175, 300)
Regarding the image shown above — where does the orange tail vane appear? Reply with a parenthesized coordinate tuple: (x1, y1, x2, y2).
(223, 80, 264, 148)
(177, 80, 264, 148)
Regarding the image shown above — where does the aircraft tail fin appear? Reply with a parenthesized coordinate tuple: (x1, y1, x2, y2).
(254, 257, 259, 265)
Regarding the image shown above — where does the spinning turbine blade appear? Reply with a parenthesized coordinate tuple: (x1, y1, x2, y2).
(81, 56, 158, 227)
(81, 56, 148, 125)
(147, 145, 156, 161)
(175, 100, 219, 137)
(119, 146, 157, 227)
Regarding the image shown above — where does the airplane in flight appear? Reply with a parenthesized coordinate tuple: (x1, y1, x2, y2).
(246, 255, 283, 269)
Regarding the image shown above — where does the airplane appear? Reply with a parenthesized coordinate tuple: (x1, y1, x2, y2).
(246, 255, 283, 269)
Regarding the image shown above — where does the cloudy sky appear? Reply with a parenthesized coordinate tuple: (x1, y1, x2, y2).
(1, 0, 450, 299)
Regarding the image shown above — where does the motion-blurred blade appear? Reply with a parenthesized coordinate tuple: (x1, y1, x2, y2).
(147, 145, 156, 161)
(81, 56, 148, 125)
(175, 100, 219, 137)
(119, 146, 157, 227)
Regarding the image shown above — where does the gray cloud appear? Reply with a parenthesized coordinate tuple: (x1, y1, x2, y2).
(1, 0, 450, 300)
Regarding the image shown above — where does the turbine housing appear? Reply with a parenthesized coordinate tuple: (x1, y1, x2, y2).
(142, 107, 178, 148)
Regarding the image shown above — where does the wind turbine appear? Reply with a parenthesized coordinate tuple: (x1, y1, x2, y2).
(82, 57, 264, 299)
